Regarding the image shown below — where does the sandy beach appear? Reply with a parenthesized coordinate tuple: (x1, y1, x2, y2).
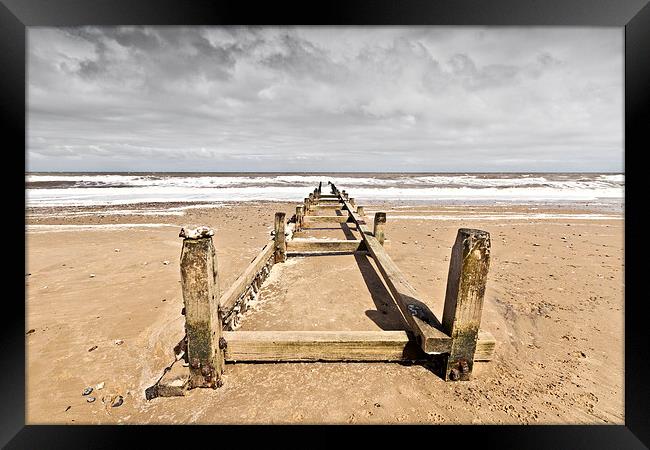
(25, 200, 624, 424)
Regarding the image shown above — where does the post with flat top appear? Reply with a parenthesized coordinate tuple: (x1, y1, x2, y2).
(349, 198, 356, 210)
(442, 228, 491, 381)
(304, 197, 310, 215)
(373, 212, 386, 245)
(309, 193, 314, 209)
(178, 226, 224, 389)
(274, 212, 287, 263)
(356, 206, 365, 216)
(341, 190, 348, 200)
(296, 206, 303, 231)
(318, 182, 322, 194)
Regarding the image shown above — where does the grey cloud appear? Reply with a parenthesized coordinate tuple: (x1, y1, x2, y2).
(27, 26, 623, 172)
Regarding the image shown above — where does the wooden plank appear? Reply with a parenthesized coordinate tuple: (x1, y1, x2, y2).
(330, 193, 451, 353)
(304, 215, 352, 223)
(441, 228, 491, 381)
(222, 330, 495, 362)
(178, 227, 224, 388)
(364, 236, 452, 353)
(318, 194, 339, 199)
(312, 204, 342, 210)
(287, 239, 366, 252)
(475, 330, 495, 361)
(219, 241, 274, 312)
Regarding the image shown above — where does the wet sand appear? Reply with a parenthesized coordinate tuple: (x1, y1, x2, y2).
(25, 201, 623, 424)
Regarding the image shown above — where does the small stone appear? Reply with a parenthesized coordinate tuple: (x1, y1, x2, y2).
(95, 382, 105, 390)
(82, 387, 93, 396)
(162, 298, 167, 302)
(26, 329, 36, 335)
(163, 260, 170, 265)
(114, 248, 120, 252)
(86, 396, 96, 403)
(111, 395, 124, 407)
(89, 274, 95, 278)
(114, 339, 124, 345)
(532, 243, 540, 247)
(88, 345, 98, 352)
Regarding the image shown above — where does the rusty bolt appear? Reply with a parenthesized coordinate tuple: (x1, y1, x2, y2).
(219, 337, 227, 350)
(459, 359, 470, 374)
(449, 368, 461, 381)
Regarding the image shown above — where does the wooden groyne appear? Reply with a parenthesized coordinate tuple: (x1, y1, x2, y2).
(146, 182, 495, 398)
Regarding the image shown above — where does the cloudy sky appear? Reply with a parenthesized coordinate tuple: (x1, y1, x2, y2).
(27, 27, 623, 172)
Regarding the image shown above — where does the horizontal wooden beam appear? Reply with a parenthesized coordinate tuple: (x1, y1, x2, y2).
(318, 194, 339, 199)
(287, 239, 366, 253)
(315, 198, 343, 203)
(219, 240, 275, 313)
(222, 330, 495, 362)
(304, 215, 352, 223)
(311, 204, 342, 210)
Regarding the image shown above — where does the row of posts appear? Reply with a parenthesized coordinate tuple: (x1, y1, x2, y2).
(177, 183, 490, 386)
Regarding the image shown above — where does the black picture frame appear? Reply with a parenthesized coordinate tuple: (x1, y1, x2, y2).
(3, 0, 648, 448)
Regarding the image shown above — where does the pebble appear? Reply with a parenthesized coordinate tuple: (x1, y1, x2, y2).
(26, 329, 36, 335)
(82, 387, 93, 396)
(95, 382, 105, 390)
(114, 339, 124, 345)
(532, 243, 540, 247)
(88, 345, 98, 352)
(86, 396, 96, 403)
(114, 248, 120, 252)
(89, 274, 95, 278)
(112, 396, 124, 407)
(163, 260, 170, 265)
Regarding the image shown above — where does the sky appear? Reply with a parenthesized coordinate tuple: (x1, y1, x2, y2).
(27, 27, 623, 173)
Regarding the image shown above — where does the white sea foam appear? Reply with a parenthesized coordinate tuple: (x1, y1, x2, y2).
(25, 223, 180, 233)
(25, 173, 624, 207)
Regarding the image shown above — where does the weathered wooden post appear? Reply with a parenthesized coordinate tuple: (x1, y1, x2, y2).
(341, 190, 348, 200)
(313, 188, 319, 199)
(296, 205, 303, 231)
(349, 198, 356, 210)
(274, 212, 287, 263)
(373, 212, 386, 245)
(309, 193, 314, 209)
(318, 181, 322, 194)
(178, 226, 224, 389)
(442, 228, 491, 381)
(356, 206, 365, 216)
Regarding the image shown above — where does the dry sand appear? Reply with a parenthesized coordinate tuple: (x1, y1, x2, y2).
(25, 201, 624, 424)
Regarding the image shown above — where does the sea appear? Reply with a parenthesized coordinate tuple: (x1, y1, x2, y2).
(25, 172, 624, 211)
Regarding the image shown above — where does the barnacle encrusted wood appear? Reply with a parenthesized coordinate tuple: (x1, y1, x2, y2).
(442, 228, 491, 381)
(179, 229, 224, 388)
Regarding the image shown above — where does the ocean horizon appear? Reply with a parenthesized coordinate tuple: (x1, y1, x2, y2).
(25, 172, 625, 208)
